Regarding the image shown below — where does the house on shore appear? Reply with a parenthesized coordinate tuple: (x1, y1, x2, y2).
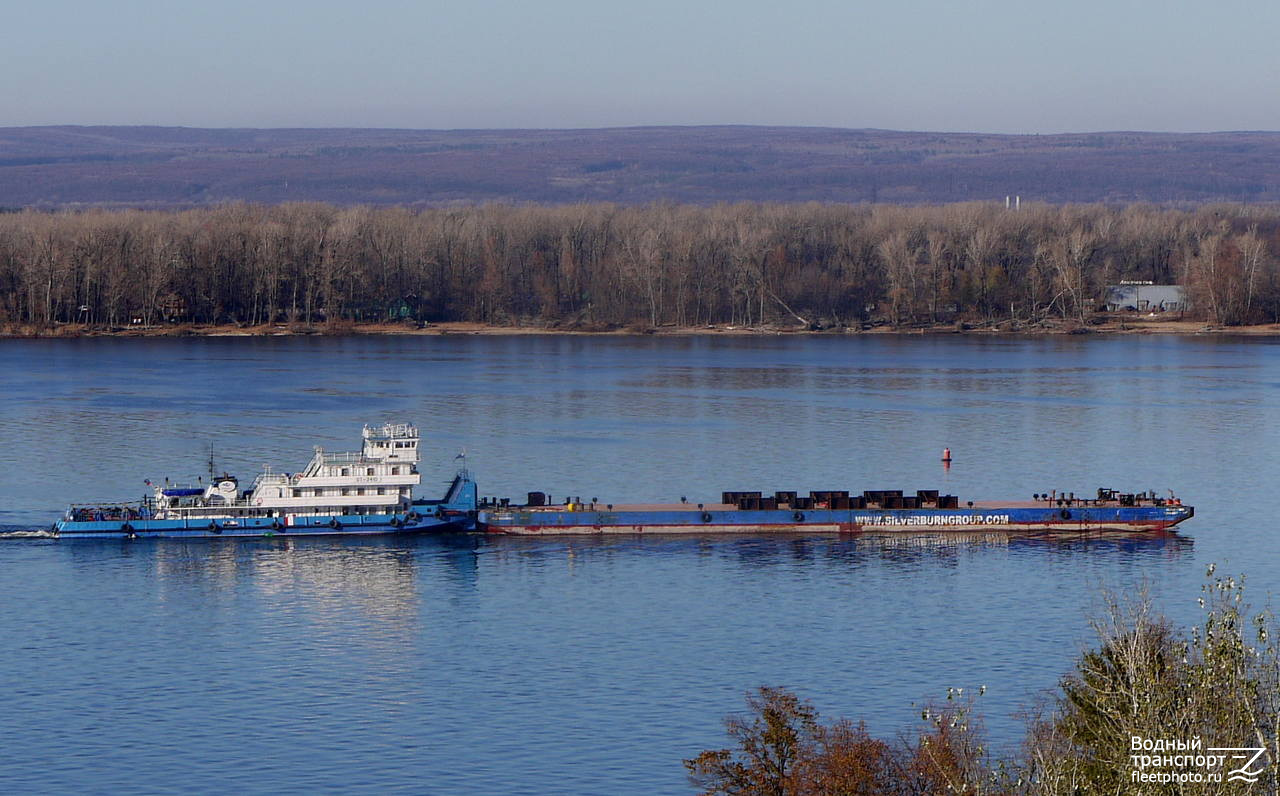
(1104, 283, 1187, 313)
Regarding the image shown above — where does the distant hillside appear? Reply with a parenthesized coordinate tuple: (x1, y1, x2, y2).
(2, 125, 1280, 207)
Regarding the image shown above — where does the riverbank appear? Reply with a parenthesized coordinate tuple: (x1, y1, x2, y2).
(3, 316, 1278, 338)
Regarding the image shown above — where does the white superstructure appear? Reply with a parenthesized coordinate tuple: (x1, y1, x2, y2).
(151, 423, 423, 520)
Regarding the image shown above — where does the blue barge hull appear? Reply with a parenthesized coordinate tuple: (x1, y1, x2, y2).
(478, 503, 1194, 535)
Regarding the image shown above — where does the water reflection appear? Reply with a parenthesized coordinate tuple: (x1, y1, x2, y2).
(57, 538, 427, 627)
(466, 529, 1192, 574)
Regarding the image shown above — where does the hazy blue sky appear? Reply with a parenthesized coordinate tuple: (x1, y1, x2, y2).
(5, 0, 1278, 132)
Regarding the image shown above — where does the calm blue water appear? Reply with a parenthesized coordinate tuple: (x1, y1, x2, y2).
(0, 334, 1274, 793)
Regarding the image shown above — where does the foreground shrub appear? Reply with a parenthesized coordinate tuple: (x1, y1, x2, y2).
(684, 687, 997, 795)
(688, 566, 1280, 794)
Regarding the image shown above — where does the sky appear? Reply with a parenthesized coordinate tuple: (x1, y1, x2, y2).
(4, 0, 1279, 133)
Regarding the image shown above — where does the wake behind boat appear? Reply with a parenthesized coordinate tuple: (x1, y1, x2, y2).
(53, 423, 478, 539)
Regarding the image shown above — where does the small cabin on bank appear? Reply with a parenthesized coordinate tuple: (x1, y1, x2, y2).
(1104, 283, 1187, 313)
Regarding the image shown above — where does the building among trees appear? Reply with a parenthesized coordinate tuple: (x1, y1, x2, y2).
(1104, 283, 1187, 313)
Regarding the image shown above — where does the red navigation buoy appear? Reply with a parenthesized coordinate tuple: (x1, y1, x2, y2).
(942, 447, 952, 462)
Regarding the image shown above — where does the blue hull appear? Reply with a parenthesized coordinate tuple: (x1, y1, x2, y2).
(480, 504, 1194, 535)
(55, 471, 481, 540)
(54, 513, 472, 539)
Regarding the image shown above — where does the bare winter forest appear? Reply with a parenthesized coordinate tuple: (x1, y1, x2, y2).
(2, 201, 1279, 331)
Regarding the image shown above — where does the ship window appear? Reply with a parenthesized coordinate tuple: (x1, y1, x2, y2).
(367, 467, 375, 476)
(341, 488, 350, 496)
(357, 488, 365, 496)
(341, 468, 350, 477)
(391, 466, 400, 475)
(377, 488, 385, 495)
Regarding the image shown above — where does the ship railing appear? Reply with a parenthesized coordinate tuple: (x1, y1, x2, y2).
(67, 500, 145, 510)
(250, 472, 293, 487)
(363, 422, 417, 439)
(321, 451, 365, 464)
(66, 501, 152, 521)
(164, 497, 257, 510)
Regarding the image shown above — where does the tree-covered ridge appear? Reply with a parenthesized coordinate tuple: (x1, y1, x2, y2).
(5, 126, 1280, 207)
(3, 201, 1280, 330)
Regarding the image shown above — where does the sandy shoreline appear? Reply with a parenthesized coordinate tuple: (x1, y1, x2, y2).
(3, 318, 1278, 339)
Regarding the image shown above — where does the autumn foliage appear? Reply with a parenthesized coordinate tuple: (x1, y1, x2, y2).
(685, 687, 994, 795)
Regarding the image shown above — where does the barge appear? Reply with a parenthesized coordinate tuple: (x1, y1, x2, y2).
(53, 423, 478, 539)
(477, 488, 1193, 535)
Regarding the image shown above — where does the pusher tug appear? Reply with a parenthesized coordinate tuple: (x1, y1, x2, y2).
(53, 423, 478, 539)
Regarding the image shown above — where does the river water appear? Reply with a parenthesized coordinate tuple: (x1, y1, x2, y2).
(0, 333, 1272, 793)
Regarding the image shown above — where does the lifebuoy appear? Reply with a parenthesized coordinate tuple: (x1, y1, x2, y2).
(390, 517, 402, 528)
(434, 507, 446, 520)
(408, 511, 421, 523)
(328, 518, 341, 530)
(701, 512, 713, 523)
(208, 522, 221, 534)
(793, 511, 805, 523)
(1060, 509, 1071, 520)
